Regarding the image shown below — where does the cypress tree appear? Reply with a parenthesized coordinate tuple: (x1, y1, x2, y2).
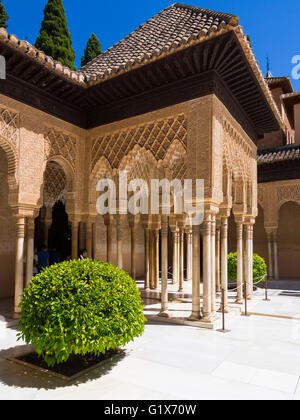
(0, 0, 9, 29)
(81, 33, 102, 67)
(35, 0, 76, 70)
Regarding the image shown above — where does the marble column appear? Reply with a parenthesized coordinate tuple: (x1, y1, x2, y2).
(105, 216, 114, 263)
(215, 225, 221, 295)
(116, 216, 123, 269)
(266, 231, 273, 280)
(71, 220, 79, 260)
(144, 228, 150, 291)
(219, 216, 229, 312)
(235, 220, 244, 304)
(44, 206, 52, 247)
(172, 229, 179, 284)
(178, 228, 184, 292)
(210, 215, 217, 316)
(14, 216, 26, 314)
(86, 221, 93, 258)
(273, 230, 279, 281)
(159, 216, 170, 317)
(150, 230, 155, 289)
(189, 226, 201, 321)
(154, 229, 159, 289)
(202, 216, 212, 322)
(129, 218, 137, 281)
(244, 224, 252, 299)
(186, 228, 193, 283)
(25, 217, 35, 287)
(249, 223, 254, 298)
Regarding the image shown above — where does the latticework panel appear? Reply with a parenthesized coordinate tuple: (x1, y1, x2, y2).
(44, 128, 77, 170)
(91, 114, 187, 172)
(43, 163, 67, 207)
(0, 108, 19, 148)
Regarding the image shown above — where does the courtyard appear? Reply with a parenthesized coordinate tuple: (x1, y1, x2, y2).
(1, 284, 300, 400)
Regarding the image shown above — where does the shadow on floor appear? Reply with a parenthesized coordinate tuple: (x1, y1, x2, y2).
(0, 345, 126, 390)
(257, 280, 300, 291)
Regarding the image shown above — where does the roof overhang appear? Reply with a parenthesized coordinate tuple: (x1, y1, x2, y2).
(0, 28, 282, 138)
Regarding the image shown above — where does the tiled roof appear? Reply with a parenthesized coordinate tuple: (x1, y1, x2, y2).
(258, 144, 300, 165)
(80, 3, 239, 79)
(265, 76, 294, 94)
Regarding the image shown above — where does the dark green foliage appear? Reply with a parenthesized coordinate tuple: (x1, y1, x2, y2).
(0, 0, 9, 29)
(81, 33, 102, 67)
(35, 0, 76, 70)
(228, 252, 267, 282)
(18, 259, 146, 367)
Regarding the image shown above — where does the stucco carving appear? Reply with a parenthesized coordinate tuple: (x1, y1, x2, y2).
(44, 128, 77, 170)
(91, 114, 187, 172)
(43, 162, 67, 207)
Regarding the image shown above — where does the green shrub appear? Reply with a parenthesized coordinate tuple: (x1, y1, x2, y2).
(228, 252, 267, 282)
(18, 259, 146, 367)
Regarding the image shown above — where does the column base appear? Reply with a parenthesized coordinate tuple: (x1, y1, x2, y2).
(201, 313, 218, 323)
(158, 310, 172, 318)
(217, 306, 229, 314)
(188, 312, 201, 321)
(234, 299, 244, 305)
(12, 312, 21, 319)
(178, 287, 184, 292)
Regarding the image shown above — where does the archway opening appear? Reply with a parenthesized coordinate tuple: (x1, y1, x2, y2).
(35, 161, 71, 262)
(278, 201, 300, 279)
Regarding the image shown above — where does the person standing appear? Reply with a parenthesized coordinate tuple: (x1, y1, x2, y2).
(37, 245, 49, 272)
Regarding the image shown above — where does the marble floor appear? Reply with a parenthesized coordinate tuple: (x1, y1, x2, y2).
(1, 312, 300, 400)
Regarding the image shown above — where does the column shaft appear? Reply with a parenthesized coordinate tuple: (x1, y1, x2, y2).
(130, 224, 136, 281)
(86, 222, 93, 258)
(273, 231, 279, 281)
(211, 216, 216, 315)
(215, 227, 221, 294)
(25, 217, 35, 287)
(220, 217, 229, 311)
(189, 226, 201, 320)
(186, 230, 193, 282)
(144, 229, 150, 291)
(159, 216, 170, 317)
(179, 229, 184, 292)
(202, 218, 212, 322)
(14, 217, 26, 314)
(236, 222, 244, 304)
(71, 221, 79, 260)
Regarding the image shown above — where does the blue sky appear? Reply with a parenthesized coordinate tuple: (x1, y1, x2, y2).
(5, 0, 300, 91)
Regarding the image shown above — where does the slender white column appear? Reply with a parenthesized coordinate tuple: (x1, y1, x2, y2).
(154, 229, 159, 289)
(144, 228, 150, 291)
(106, 217, 113, 263)
(159, 216, 170, 317)
(25, 217, 35, 287)
(266, 231, 273, 280)
(235, 220, 244, 304)
(14, 217, 26, 314)
(273, 231, 279, 281)
(116, 216, 123, 269)
(215, 226, 221, 295)
(186, 228, 193, 282)
(44, 206, 52, 247)
(178, 229, 184, 292)
(219, 216, 229, 312)
(172, 229, 179, 284)
(244, 224, 252, 299)
(130, 221, 137, 281)
(71, 220, 79, 260)
(202, 217, 212, 322)
(210, 215, 217, 316)
(188, 226, 201, 320)
(249, 223, 254, 298)
(86, 222, 93, 258)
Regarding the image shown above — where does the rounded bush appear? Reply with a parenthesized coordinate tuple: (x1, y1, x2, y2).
(228, 252, 267, 283)
(18, 259, 146, 367)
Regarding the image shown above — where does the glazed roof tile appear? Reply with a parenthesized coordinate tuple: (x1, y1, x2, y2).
(258, 144, 300, 165)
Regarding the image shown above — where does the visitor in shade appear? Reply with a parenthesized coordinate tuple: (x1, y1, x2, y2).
(80, 249, 88, 260)
(37, 245, 50, 271)
(49, 248, 61, 265)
